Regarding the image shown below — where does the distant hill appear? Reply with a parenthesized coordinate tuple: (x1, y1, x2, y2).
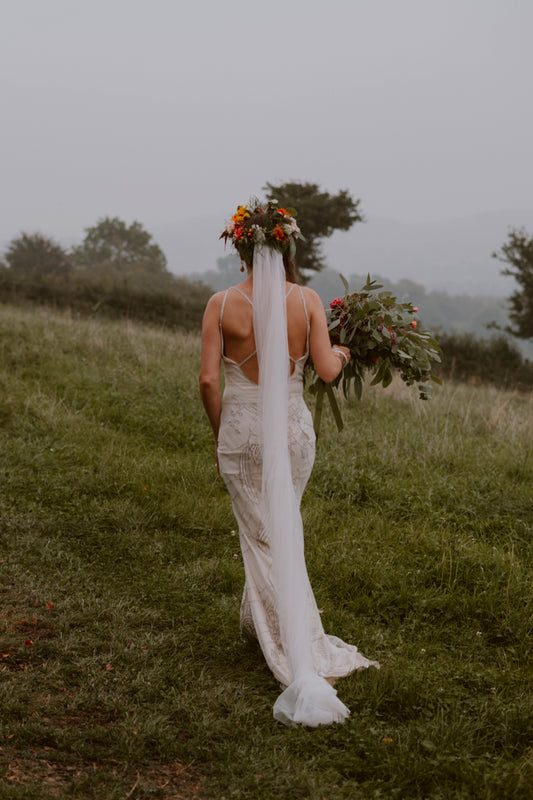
(182, 260, 533, 360)
(153, 209, 533, 297)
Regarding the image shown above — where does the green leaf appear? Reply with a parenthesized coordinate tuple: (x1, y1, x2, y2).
(339, 273, 349, 296)
(382, 367, 393, 387)
(370, 359, 387, 385)
(325, 383, 344, 431)
(313, 379, 325, 437)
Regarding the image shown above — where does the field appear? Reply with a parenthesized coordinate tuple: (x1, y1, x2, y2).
(0, 305, 532, 799)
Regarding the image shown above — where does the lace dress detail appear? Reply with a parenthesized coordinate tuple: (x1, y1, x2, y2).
(217, 286, 379, 688)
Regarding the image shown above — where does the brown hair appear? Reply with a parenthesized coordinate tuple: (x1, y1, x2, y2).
(241, 249, 299, 283)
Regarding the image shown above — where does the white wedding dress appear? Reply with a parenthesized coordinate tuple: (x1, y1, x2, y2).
(217, 285, 379, 692)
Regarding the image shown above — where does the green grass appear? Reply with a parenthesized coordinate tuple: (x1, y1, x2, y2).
(0, 304, 532, 799)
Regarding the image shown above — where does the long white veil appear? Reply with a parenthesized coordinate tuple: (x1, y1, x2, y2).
(252, 246, 350, 726)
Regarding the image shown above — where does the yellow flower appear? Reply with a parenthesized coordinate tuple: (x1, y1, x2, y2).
(232, 204, 250, 224)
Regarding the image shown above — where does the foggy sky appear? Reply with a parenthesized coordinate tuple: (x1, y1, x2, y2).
(1, 0, 532, 275)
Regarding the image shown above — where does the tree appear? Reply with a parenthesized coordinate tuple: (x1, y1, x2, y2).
(4, 232, 72, 276)
(493, 228, 533, 339)
(72, 217, 167, 273)
(263, 181, 364, 280)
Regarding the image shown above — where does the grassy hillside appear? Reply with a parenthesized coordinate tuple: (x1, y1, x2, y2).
(0, 305, 531, 799)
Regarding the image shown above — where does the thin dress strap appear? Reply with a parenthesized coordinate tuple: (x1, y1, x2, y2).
(231, 286, 254, 306)
(298, 286, 310, 355)
(219, 289, 230, 356)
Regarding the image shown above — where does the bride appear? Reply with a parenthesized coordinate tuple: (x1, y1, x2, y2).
(199, 200, 379, 726)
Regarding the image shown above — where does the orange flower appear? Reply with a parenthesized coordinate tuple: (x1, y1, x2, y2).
(277, 208, 290, 216)
(272, 224, 286, 240)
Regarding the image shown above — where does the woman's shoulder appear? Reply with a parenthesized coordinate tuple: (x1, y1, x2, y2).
(204, 284, 249, 315)
(206, 287, 234, 306)
(202, 290, 227, 320)
(297, 285, 323, 310)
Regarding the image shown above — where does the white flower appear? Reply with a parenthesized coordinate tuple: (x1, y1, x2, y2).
(225, 220, 235, 235)
(252, 225, 266, 243)
(283, 220, 300, 236)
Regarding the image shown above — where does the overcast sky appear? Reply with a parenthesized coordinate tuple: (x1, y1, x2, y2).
(1, 0, 532, 272)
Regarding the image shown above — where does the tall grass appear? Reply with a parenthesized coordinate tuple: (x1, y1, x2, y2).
(0, 304, 531, 799)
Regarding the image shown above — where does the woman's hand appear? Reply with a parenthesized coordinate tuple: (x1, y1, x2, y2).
(331, 345, 350, 367)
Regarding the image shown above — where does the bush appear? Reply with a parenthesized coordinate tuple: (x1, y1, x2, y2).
(437, 331, 533, 390)
(0, 266, 212, 331)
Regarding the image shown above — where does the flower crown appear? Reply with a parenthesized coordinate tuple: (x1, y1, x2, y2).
(220, 198, 304, 265)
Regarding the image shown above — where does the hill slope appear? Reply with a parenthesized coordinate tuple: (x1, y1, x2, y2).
(1, 306, 531, 799)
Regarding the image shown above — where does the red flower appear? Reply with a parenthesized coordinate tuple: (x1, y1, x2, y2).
(410, 320, 417, 329)
(413, 307, 419, 313)
(25, 639, 33, 647)
(330, 297, 343, 309)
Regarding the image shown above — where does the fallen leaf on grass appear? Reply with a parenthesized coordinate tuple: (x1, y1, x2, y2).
(105, 664, 114, 671)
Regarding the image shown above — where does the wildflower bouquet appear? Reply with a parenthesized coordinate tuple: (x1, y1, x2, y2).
(311, 276, 442, 434)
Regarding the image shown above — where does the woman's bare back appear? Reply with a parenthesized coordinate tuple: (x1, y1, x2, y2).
(220, 282, 310, 384)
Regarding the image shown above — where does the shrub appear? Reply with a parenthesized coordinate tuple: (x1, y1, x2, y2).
(437, 331, 533, 390)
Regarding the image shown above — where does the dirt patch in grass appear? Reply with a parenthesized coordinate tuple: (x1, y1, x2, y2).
(0, 753, 204, 799)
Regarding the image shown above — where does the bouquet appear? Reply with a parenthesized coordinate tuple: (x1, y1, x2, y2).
(311, 276, 442, 434)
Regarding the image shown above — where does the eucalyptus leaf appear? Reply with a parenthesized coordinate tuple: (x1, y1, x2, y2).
(339, 273, 350, 296)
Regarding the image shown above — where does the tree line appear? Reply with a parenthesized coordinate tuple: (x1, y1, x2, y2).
(1, 181, 532, 389)
(0, 218, 213, 330)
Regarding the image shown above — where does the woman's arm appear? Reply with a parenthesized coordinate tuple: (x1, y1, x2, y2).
(199, 293, 224, 444)
(305, 288, 351, 383)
